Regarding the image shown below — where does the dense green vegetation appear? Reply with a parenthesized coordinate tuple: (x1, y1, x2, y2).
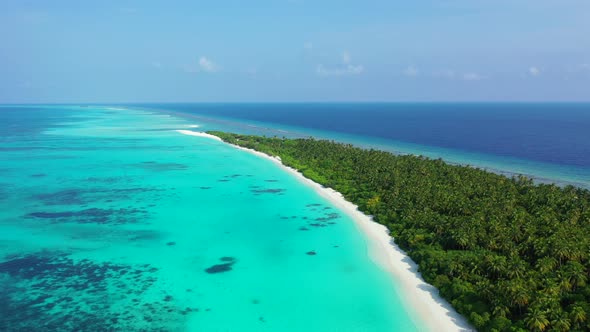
(210, 131, 590, 332)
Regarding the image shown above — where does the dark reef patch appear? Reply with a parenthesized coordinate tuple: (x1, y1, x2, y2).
(304, 212, 340, 229)
(134, 161, 188, 172)
(199, 187, 212, 190)
(0, 252, 171, 331)
(315, 213, 340, 222)
(166, 242, 176, 246)
(30, 173, 47, 178)
(205, 257, 237, 274)
(33, 187, 161, 206)
(251, 188, 285, 195)
(26, 207, 149, 225)
(85, 176, 133, 185)
(264, 179, 279, 183)
(126, 229, 163, 242)
(205, 263, 233, 274)
(306, 251, 317, 256)
(33, 189, 90, 205)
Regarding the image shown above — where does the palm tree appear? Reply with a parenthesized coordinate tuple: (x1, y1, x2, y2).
(563, 261, 587, 291)
(492, 305, 510, 318)
(484, 254, 506, 279)
(570, 306, 587, 324)
(525, 308, 550, 331)
(535, 257, 558, 275)
(551, 315, 571, 332)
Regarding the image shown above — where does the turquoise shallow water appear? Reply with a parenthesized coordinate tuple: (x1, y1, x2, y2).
(0, 106, 418, 331)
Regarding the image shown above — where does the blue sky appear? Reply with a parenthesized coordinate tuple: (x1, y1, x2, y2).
(1, 0, 589, 103)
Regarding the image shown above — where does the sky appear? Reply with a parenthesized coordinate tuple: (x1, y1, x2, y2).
(1, 0, 589, 103)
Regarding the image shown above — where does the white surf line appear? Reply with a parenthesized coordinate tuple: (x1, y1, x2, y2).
(176, 130, 222, 141)
(177, 130, 474, 332)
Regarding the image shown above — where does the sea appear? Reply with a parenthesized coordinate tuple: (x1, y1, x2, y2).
(138, 103, 590, 189)
(1, 103, 589, 331)
(0, 105, 417, 331)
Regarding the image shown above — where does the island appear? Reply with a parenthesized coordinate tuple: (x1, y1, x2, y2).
(208, 131, 590, 332)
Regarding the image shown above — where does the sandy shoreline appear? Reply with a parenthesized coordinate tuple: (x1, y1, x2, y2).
(176, 130, 219, 140)
(178, 130, 473, 332)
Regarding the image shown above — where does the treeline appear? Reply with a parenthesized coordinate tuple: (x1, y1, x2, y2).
(209, 131, 590, 332)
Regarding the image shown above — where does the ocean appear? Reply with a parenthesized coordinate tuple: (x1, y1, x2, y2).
(135, 103, 590, 189)
(0, 105, 418, 331)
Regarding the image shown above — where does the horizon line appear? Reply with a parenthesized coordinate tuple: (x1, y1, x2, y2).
(2, 100, 590, 106)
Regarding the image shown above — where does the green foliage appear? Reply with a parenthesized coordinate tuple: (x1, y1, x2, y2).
(209, 131, 590, 332)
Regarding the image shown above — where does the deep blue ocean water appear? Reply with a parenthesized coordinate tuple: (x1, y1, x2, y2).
(133, 103, 590, 189)
(138, 103, 590, 168)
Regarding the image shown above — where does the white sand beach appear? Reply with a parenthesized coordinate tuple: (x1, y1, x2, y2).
(176, 130, 222, 140)
(178, 130, 474, 332)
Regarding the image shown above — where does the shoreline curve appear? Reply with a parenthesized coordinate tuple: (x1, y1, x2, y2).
(177, 129, 474, 332)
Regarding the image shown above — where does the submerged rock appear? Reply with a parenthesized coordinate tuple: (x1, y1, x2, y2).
(205, 263, 233, 274)
(251, 188, 285, 194)
(204, 256, 237, 274)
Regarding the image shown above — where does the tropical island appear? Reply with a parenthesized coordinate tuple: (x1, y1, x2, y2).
(209, 131, 590, 332)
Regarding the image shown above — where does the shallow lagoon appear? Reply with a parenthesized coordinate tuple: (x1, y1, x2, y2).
(0, 106, 418, 331)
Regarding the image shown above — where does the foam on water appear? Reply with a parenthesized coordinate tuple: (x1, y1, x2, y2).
(0, 106, 419, 331)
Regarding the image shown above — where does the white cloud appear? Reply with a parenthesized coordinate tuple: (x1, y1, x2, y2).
(433, 69, 456, 79)
(342, 51, 351, 64)
(183, 56, 221, 74)
(317, 64, 364, 76)
(432, 69, 485, 81)
(403, 66, 419, 77)
(462, 72, 485, 81)
(199, 57, 219, 73)
(242, 67, 258, 76)
(529, 66, 541, 76)
(316, 52, 364, 76)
